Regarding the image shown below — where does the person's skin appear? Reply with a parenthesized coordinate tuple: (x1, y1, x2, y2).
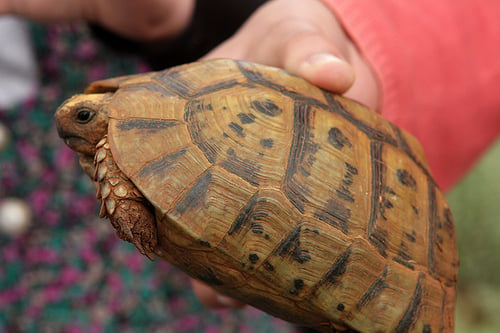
(0, 0, 196, 41)
(1, 0, 380, 309)
(204, 0, 379, 110)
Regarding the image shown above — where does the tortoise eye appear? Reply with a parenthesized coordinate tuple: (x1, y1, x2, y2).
(75, 108, 95, 124)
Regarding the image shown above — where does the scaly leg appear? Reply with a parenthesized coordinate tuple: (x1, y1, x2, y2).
(93, 135, 157, 259)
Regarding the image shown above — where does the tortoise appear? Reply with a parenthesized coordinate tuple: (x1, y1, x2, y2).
(55, 59, 458, 332)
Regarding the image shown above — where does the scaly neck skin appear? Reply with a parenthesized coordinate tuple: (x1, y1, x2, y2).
(78, 153, 97, 180)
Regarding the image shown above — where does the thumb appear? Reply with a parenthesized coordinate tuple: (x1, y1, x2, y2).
(205, 25, 355, 94)
(281, 29, 355, 94)
(204, 0, 356, 95)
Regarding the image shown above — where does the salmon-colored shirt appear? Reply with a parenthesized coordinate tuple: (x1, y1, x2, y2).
(321, 0, 500, 191)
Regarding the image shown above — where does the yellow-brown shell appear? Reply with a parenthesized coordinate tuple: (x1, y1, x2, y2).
(86, 59, 458, 332)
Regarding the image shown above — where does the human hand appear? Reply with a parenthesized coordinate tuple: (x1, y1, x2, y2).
(193, 0, 381, 309)
(0, 0, 194, 41)
(204, 0, 380, 110)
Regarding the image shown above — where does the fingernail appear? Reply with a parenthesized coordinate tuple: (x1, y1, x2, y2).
(300, 53, 355, 92)
(215, 294, 242, 308)
(302, 53, 346, 67)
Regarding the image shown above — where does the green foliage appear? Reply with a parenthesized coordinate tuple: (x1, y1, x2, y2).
(447, 138, 500, 332)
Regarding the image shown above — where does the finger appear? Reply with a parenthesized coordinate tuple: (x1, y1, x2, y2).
(206, 27, 354, 94)
(279, 28, 355, 94)
(204, 2, 355, 94)
(0, 0, 194, 42)
(190, 279, 245, 309)
(0, 0, 13, 14)
(0, 0, 88, 21)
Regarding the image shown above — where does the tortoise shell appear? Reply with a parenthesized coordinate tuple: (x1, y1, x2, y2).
(62, 59, 458, 332)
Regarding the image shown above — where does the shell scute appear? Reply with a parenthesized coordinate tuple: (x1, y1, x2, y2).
(217, 188, 301, 274)
(236, 61, 329, 108)
(166, 165, 258, 248)
(129, 145, 212, 215)
(183, 87, 294, 187)
(85, 72, 157, 94)
(108, 85, 187, 120)
(153, 60, 248, 98)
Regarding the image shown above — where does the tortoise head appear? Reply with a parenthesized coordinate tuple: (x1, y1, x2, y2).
(55, 93, 112, 156)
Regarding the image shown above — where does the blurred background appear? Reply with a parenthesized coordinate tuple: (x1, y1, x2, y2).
(0, 21, 499, 332)
(449, 139, 500, 333)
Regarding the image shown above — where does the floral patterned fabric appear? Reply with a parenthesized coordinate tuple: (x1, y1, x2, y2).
(0, 24, 293, 333)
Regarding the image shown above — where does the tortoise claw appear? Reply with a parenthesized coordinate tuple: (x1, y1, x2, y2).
(132, 240, 155, 261)
(131, 230, 157, 260)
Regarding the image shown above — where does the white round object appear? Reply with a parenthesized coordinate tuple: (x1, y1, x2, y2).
(0, 122, 10, 151)
(0, 198, 32, 236)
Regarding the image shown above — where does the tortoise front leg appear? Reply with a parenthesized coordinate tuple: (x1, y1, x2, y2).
(93, 135, 158, 259)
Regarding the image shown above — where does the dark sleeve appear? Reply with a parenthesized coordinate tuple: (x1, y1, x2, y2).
(90, 0, 269, 70)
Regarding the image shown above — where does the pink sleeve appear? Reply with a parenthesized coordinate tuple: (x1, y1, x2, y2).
(321, 0, 500, 191)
